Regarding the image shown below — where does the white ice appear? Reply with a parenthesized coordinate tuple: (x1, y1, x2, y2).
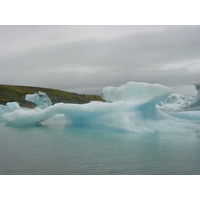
(1, 81, 200, 133)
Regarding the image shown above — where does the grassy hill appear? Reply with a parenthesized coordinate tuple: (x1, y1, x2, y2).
(0, 84, 104, 108)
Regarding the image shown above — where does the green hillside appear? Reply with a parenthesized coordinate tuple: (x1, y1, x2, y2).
(0, 84, 104, 108)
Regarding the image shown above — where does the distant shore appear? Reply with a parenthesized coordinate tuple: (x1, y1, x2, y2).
(0, 84, 104, 108)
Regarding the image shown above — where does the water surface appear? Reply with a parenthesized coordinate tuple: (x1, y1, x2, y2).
(0, 121, 200, 175)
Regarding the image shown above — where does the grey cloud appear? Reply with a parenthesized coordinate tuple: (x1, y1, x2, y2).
(2, 26, 200, 68)
(0, 25, 200, 94)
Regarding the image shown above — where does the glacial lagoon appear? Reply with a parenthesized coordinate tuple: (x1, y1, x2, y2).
(1, 81, 200, 175)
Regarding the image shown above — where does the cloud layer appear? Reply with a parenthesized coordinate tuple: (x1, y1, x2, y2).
(0, 25, 200, 94)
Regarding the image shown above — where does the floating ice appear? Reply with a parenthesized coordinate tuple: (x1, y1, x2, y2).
(165, 82, 200, 111)
(6, 102, 21, 108)
(167, 93, 186, 104)
(0, 103, 27, 119)
(25, 91, 52, 109)
(158, 82, 200, 121)
(192, 81, 200, 102)
(0, 102, 21, 119)
(184, 82, 200, 110)
(2, 81, 200, 133)
(101, 81, 172, 104)
(0, 105, 19, 117)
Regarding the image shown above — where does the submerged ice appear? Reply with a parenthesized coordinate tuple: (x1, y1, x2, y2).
(1, 81, 200, 133)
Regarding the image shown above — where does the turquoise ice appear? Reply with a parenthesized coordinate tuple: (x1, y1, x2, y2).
(1, 81, 200, 133)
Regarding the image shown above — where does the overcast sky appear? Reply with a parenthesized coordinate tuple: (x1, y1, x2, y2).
(0, 25, 200, 95)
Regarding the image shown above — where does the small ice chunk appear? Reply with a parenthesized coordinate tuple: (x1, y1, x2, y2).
(6, 102, 21, 108)
(192, 82, 200, 102)
(166, 93, 190, 105)
(25, 91, 52, 109)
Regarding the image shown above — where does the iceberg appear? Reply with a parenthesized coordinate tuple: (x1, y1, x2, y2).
(164, 82, 200, 111)
(1, 81, 200, 133)
(0, 102, 21, 119)
(25, 91, 52, 109)
(0, 91, 52, 118)
(6, 102, 21, 108)
(185, 82, 200, 110)
(101, 81, 172, 104)
(0, 104, 20, 117)
(192, 81, 200, 102)
(167, 93, 186, 104)
(158, 82, 200, 121)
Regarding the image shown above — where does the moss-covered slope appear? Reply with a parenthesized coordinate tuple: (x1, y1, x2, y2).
(0, 84, 104, 108)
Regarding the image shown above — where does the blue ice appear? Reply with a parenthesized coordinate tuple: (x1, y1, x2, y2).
(1, 81, 200, 133)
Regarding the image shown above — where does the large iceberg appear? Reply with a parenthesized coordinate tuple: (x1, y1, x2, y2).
(1, 81, 200, 133)
(101, 81, 172, 104)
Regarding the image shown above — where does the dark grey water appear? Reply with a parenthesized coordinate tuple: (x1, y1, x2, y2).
(1, 121, 200, 175)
